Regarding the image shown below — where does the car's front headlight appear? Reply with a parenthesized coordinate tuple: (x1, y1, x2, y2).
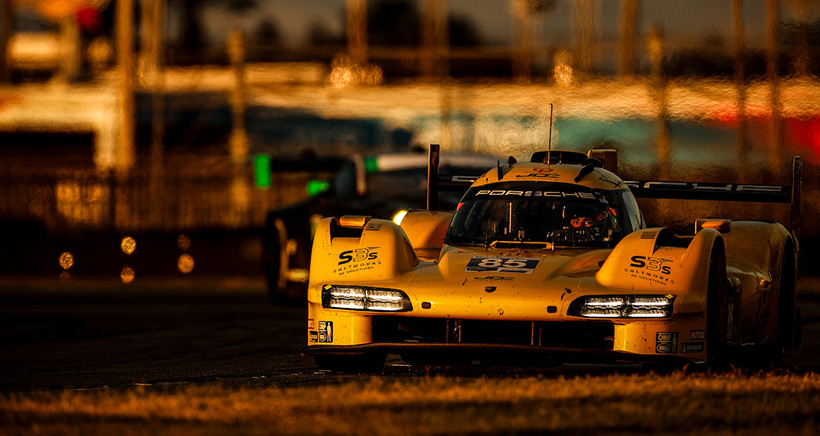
(569, 295, 675, 318)
(322, 285, 413, 312)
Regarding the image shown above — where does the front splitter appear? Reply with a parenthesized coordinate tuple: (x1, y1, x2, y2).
(300, 342, 692, 365)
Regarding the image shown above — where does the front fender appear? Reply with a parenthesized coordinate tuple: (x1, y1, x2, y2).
(596, 227, 724, 313)
(308, 216, 419, 292)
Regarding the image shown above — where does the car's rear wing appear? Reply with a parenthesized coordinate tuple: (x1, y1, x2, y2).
(586, 149, 802, 237)
(624, 156, 802, 240)
(427, 145, 802, 239)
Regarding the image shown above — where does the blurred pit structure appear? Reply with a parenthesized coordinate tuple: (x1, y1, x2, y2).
(1, 0, 820, 276)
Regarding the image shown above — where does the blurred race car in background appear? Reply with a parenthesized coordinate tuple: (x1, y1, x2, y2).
(261, 148, 497, 302)
(300, 146, 802, 370)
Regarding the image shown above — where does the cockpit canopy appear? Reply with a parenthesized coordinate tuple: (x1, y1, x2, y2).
(445, 182, 644, 248)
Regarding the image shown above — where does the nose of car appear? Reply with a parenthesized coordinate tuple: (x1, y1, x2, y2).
(407, 278, 571, 320)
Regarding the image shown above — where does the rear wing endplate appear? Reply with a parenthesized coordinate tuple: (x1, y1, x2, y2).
(625, 156, 802, 239)
(426, 144, 482, 210)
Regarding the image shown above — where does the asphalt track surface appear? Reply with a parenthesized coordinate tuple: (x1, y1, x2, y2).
(0, 278, 318, 393)
(1, 277, 819, 393)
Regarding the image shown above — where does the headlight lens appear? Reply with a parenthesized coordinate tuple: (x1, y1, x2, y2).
(322, 285, 413, 312)
(569, 295, 675, 318)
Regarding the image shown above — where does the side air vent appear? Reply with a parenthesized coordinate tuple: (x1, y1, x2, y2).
(329, 217, 366, 239)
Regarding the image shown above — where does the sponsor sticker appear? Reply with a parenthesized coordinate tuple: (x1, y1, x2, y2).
(474, 189, 596, 199)
(334, 247, 382, 276)
(625, 255, 675, 286)
(338, 247, 379, 265)
(308, 319, 315, 330)
(318, 321, 333, 343)
(309, 331, 318, 343)
(473, 276, 514, 282)
(690, 330, 706, 341)
(656, 332, 678, 354)
(629, 256, 673, 274)
(514, 172, 561, 180)
(465, 256, 540, 274)
(681, 342, 705, 354)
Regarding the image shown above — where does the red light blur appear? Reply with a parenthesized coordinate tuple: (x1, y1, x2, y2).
(787, 117, 820, 163)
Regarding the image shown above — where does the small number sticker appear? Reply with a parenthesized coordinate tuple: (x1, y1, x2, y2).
(465, 257, 540, 274)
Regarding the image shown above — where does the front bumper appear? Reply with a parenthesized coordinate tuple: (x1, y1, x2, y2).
(304, 310, 708, 364)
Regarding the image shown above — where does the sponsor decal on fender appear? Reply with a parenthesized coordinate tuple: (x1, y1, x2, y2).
(334, 247, 382, 275)
(625, 255, 675, 286)
(338, 247, 379, 265)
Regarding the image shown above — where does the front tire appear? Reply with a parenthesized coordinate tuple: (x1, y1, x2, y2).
(773, 240, 798, 363)
(743, 239, 798, 369)
(706, 242, 728, 368)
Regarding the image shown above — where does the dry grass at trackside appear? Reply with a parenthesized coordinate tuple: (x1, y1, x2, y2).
(1, 371, 819, 435)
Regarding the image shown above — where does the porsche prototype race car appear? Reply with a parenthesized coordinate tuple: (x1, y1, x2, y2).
(301, 145, 802, 370)
(262, 150, 497, 302)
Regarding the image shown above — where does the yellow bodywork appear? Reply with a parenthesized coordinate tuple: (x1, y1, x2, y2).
(304, 160, 794, 365)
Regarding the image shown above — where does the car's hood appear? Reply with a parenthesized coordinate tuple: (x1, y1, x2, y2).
(405, 245, 611, 320)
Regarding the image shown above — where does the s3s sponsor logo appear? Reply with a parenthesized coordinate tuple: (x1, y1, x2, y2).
(338, 247, 379, 265)
(630, 255, 672, 275)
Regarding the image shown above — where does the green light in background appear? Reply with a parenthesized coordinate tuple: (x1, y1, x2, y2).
(364, 156, 379, 173)
(254, 155, 271, 189)
(307, 180, 331, 197)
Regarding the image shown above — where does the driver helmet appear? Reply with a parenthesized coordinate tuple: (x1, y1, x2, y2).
(566, 206, 604, 228)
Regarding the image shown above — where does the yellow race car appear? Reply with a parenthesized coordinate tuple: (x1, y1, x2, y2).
(301, 146, 802, 371)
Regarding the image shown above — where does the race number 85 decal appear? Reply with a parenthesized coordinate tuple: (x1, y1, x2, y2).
(465, 257, 540, 274)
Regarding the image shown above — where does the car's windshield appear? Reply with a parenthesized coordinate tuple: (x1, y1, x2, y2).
(446, 182, 637, 248)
